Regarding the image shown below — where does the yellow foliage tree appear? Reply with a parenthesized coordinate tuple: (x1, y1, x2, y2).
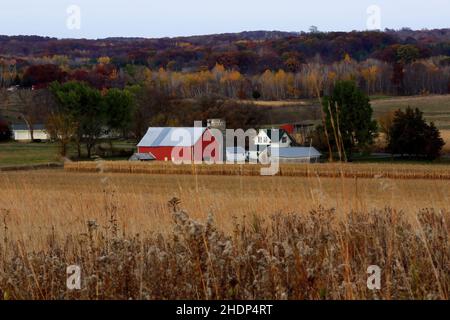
(97, 56, 111, 65)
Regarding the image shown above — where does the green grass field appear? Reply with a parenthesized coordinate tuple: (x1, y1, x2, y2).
(0, 142, 62, 167)
(0, 141, 136, 167)
(371, 95, 450, 129)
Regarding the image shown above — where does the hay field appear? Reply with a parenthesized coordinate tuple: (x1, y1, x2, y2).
(1, 169, 449, 245)
(0, 169, 448, 299)
(371, 95, 450, 129)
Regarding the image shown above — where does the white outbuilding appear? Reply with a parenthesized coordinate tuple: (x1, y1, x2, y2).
(269, 147, 321, 163)
(11, 124, 50, 141)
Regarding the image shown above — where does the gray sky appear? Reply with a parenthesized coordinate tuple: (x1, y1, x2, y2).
(1, 0, 449, 39)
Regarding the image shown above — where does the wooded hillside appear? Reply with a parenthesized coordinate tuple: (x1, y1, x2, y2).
(0, 29, 449, 99)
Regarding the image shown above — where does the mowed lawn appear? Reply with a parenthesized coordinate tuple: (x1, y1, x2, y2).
(0, 141, 137, 167)
(0, 142, 62, 167)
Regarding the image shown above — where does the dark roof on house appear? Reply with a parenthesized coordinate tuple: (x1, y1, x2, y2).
(263, 129, 288, 142)
(11, 124, 46, 131)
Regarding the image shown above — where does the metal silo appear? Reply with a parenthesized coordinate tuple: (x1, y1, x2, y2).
(207, 119, 226, 162)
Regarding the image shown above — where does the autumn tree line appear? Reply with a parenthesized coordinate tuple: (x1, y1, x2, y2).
(131, 53, 450, 99)
(1, 52, 450, 100)
(1, 29, 450, 99)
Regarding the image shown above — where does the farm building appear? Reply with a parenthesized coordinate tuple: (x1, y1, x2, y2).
(280, 121, 317, 145)
(280, 121, 316, 135)
(249, 128, 296, 161)
(129, 153, 156, 161)
(249, 146, 321, 163)
(226, 146, 247, 163)
(270, 147, 321, 163)
(254, 128, 294, 148)
(248, 128, 322, 163)
(137, 127, 220, 162)
(11, 124, 49, 141)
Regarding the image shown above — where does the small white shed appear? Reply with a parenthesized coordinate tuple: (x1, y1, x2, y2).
(11, 124, 50, 141)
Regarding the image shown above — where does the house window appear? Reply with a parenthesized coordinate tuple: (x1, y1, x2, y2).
(258, 136, 263, 143)
(282, 137, 287, 144)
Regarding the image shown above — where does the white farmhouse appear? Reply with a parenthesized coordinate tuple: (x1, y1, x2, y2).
(254, 128, 293, 148)
(249, 129, 293, 161)
(249, 128, 321, 163)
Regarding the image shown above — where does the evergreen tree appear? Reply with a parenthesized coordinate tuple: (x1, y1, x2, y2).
(388, 107, 444, 159)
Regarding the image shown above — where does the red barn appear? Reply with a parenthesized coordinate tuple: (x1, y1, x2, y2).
(137, 127, 220, 163)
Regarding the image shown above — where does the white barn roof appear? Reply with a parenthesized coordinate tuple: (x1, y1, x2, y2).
(137, 127, 207, 147)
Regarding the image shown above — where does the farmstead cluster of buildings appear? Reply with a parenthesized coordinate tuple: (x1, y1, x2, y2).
(135, 119, 321, 163)
(8, 118, 321, 163)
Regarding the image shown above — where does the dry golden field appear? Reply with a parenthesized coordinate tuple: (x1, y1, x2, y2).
(0, 166, 448, 299)
(441, 129, 450, 153)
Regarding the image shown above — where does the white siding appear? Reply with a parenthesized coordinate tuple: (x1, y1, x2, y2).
(254, 131, 271, 145)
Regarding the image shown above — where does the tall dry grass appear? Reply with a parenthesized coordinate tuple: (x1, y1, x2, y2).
(0, 169, 449, 300)
(0, 206, 448, 300)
